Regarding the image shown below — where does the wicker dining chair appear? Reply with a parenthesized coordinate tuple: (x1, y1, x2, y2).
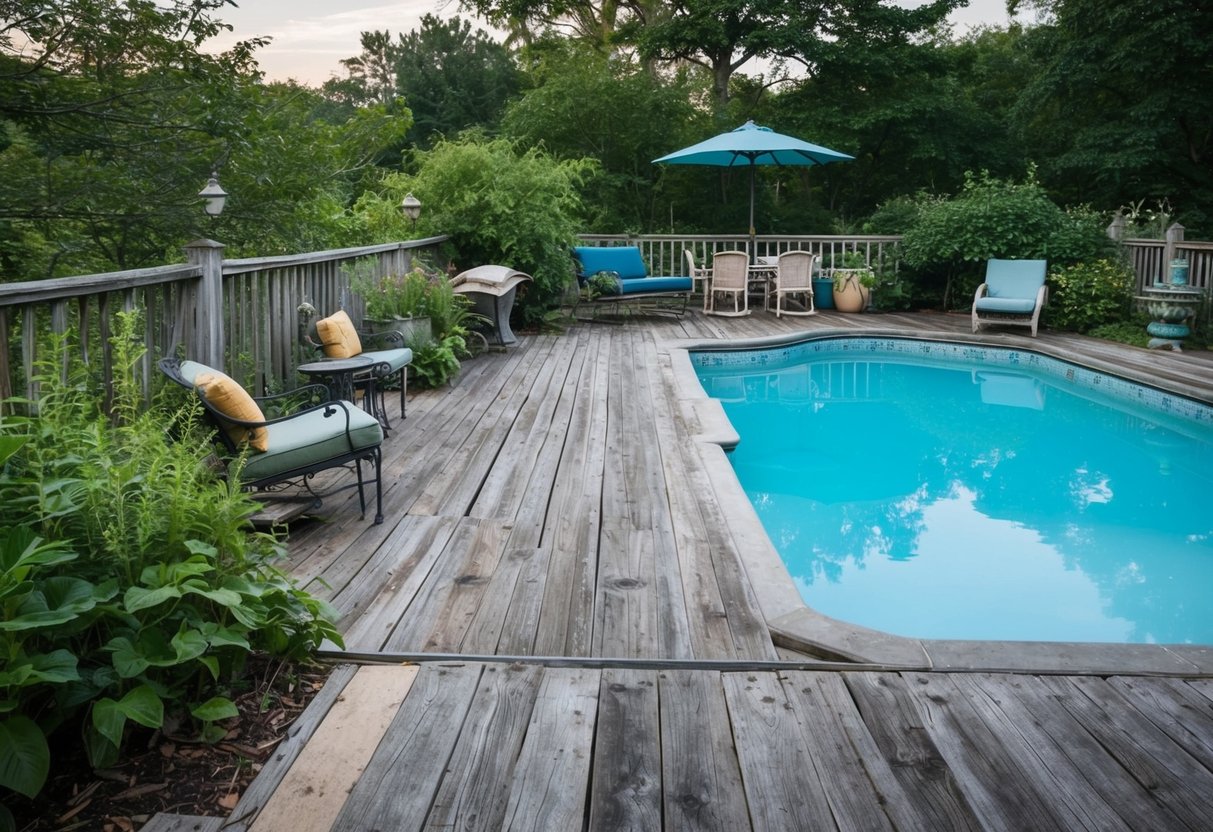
(706, 251, 750, 316)
(771, 250, 817, 317)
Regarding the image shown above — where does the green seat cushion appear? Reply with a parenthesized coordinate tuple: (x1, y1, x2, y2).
(243, 403, 383, 482)
(359, 347, 412, 372)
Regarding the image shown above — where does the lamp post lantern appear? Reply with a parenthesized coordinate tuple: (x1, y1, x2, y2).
(401, 192, 421, 229)
(199, 171, 228, 217)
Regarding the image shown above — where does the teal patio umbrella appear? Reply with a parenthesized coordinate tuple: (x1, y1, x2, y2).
(653, 120, 853, 238)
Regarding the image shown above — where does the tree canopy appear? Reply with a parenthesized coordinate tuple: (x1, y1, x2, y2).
(3, 0, 1212, 283)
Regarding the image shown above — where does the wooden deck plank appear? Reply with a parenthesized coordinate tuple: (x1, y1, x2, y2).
(469, 329, 584, 522)
(330, 663, 482, 832)
(248, 665, 419, 832)
(423, 663, 544, 831)
(337, 514, 460, 653)
(781, 671, 927, 831)
(592, 524, 659, 658)
(383, 517, 505, 652)
(1107, 675, 1213, 771)
(901, 670, 1081, 831)
(842, 672, 983, 831)
(1040, 674, 1213, 829)
(532, 329, 610, 656)
(967, 673, 1191, 831)
(408, 336, 555, 517)
(723, 670, 835, 831)
(501, 667, 602, 831)
(659, 669, 751, 831)
(946, 673, 1133, 831)
(588, 669, 663, 831)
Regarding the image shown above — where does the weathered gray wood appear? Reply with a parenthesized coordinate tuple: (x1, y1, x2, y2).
(1107, 675, 1213, 771)
(424, 663, 543, 831)
(722, 670, 834, 831)
(967, 673, 1189, 831)
(945, 673, 1132, 831)
(780, 671, 918, 831)
(532, 329, 609, 656)
(500, 667, 601, 831)
(659, 669, 751, 832)
(593, 523, 658, 659)
(224, 663, 360, 832)
(330, 663, 482, 832)
(313, 515, 459, 643)
(589, 669, 662, 831)
(842, 672, 986, 831)
(1040, 674, 1213, 829)
(901, 671, 1080, 831)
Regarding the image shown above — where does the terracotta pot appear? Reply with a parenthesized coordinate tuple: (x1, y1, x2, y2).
(832, 270, 872, 313)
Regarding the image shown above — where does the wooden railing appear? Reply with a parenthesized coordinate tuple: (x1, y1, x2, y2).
(1118, 223, 1213, 293)
(0, 237, 447, 404)
(577, 233, 904, 275)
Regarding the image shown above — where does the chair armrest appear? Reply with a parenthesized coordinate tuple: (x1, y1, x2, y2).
(253, 383, 334, 409)
(973, 283, 989, 301)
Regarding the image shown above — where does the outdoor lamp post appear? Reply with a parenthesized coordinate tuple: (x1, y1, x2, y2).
(199, 171, 228, 217)
(401, 192, 421, 229)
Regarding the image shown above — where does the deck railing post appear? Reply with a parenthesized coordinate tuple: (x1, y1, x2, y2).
(185, 238, 226, 370)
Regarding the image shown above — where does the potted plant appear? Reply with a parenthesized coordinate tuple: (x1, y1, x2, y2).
(830, 251, 877, 313)
(348, 259, 435, 343)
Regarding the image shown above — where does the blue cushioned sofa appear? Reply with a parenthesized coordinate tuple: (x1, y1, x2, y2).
(571, 245, 693, 316)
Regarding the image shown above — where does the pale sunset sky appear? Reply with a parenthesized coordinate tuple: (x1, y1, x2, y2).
(210, 0, 1025, 87)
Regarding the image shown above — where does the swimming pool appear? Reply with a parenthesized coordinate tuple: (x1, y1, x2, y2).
(693, 337, 1213, 644)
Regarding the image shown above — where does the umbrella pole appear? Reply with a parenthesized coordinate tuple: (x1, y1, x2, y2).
(748, 163, 756, 262)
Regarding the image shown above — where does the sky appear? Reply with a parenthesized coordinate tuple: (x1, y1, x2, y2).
(210, 0, 1024, 88)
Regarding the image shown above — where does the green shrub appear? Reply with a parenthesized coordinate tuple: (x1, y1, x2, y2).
(901, 170, 1112, 309)
(0, 314, 339, 815)
(1044, 258, 1136, 333)
(357, 136, 596, 328)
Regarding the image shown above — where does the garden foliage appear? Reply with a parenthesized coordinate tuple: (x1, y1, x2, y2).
(0, 313, 340, 818)
(900, 171, 1111, 308)
(1043, 258, 1135, 333)
(360, 136, 594, 328)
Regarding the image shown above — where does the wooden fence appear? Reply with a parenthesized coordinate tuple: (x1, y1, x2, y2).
(2, 227, 1207, 407)
(0, 237, 447, 405)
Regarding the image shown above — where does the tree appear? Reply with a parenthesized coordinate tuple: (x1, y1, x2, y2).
(358, 136, 595, 324)
(1009, 0, 1213, 232)
(394, 15, 521, 148)
(500, 43, 703, 231)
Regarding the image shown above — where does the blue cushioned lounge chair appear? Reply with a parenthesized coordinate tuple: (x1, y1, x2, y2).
(971, 259, 1049, 337)
(571, 245, 692, 317)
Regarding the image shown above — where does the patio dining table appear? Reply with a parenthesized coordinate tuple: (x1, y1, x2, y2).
(747, 256, 779, 310)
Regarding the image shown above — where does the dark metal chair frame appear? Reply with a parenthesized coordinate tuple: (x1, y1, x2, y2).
(158, 357, 384, 524)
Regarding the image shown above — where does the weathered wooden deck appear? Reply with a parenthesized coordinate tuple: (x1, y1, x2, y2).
(166, 310, 1213, 832)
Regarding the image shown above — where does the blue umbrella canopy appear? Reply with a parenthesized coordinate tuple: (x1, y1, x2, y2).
(654, 120, 853, 236)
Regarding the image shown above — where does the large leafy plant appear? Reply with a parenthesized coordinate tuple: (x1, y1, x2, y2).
(0, 313, 340, 821)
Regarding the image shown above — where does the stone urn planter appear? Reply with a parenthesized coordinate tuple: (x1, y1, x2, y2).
(831, 269, 873, 313)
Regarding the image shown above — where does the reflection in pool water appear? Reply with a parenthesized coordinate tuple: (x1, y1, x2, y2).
(696, 345, 1213, 643)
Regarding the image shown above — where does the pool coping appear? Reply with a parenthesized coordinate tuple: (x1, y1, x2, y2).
(665, 325, 1213, 676)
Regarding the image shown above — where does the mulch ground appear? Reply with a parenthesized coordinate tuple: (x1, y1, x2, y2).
(11, 656, 331, 832)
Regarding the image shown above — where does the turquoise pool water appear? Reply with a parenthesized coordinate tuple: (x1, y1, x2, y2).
(693, 338, 1213, 644)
